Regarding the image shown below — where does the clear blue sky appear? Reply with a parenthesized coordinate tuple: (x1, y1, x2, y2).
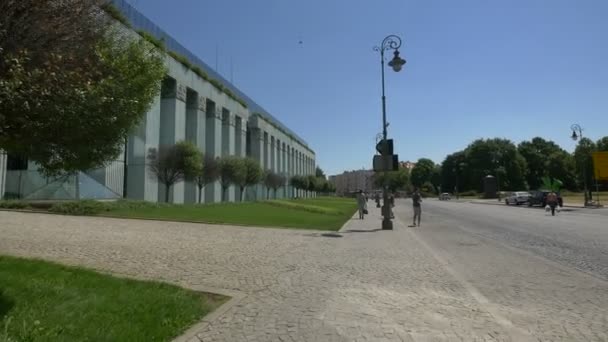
(126, 0, 608, 176)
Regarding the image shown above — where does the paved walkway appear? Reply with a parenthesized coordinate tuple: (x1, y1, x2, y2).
(1, 203, 606, 341)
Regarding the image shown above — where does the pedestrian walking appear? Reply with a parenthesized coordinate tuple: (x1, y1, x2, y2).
(546, 191, 558, 216)
(412, 188, 422, 226)
(356, 190, 367, 219)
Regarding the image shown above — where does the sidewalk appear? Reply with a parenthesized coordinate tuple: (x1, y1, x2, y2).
(0, 207, 551, 341)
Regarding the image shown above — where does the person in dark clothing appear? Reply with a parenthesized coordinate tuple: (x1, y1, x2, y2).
(412, 189, 422, 227)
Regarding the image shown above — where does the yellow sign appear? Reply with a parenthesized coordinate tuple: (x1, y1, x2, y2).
(592, 152, 608, 180)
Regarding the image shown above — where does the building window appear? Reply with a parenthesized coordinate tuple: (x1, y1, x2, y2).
(7, 154, 28, 170)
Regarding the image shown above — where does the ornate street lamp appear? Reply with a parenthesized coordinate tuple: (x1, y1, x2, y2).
(373, 35, 406, 230)
(571, 124, 589, 205)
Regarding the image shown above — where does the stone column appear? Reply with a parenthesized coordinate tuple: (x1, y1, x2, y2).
(270, 136, 276, 173)
(234, 116, 246, 200)
(126, 86, 161, 202)
(185, 93, 206, 203)
(221, 109, 236, 202)
(158, 80, 187, 203)
(286, 145, 292, 198)
(205, 102, 222, 203)
(0, 151, 6, 199)
(263, 132, 269, 171)
(250, 127, 265, 200)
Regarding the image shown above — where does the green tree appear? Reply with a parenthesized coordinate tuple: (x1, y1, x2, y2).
(218, 156, 246, 202)
(573, 137, 596, 201)
(269, 173, 286, 199)
(440, 151, 467, 194)
(147, 141, 202, 203)
(307, 175, 319, 195)
(410, 158, 436, 188)
(315, 166, 326, 179)
(195, 155, 219, 203)
(264, 171, 280, 199)
(239, 158, 263, 201)
(597, 136, 608, 151)
(463, 138, 527, 192)
(544, 151, 577, 191)
(518, 137, 569, 190)
(0, 1, 165, 175)
(374, 169, 410, 193)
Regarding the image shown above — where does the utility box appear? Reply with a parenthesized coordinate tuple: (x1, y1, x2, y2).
(484, 175, 497, 199)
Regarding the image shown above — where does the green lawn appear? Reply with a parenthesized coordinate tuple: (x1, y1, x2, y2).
(560, 191, 608, 206)
(0, 255, 227, 342)
(101, 197, 357, 231)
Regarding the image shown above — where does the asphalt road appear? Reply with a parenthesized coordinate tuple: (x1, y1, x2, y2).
(394, 199, 608, 341)
(408, 199, 608, 281)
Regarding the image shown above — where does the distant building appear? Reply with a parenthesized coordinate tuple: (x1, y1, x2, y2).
(330, 170, 374, 195)
(399, 161, 416, 173)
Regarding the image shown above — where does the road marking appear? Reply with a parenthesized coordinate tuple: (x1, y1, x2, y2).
(393, 215, 535, 341)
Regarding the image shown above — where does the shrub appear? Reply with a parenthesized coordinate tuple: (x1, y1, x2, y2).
(459, 190, 479, 197)
(0, 200, 30, 209)
(136, 30, 165, 50)
(49, 200, 108, 215)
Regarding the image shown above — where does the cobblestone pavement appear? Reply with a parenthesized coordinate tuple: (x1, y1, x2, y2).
(1, 203, 607, 341)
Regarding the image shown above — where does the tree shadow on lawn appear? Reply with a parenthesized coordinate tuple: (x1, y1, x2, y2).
(0, 290, 15, 320)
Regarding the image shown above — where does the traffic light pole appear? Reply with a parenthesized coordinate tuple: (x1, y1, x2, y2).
(380, 41, 393, 230)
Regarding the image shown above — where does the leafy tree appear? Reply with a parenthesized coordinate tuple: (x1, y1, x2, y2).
(518, 137, 569, 190)
(218, 156, 246, 202)
(147, 141, 202, 203)
(238, 158, 263, 201)
(195, 155, 219, 203)
(440, 151, 467, 194)
(463, 138, 527, 192)
(291, 175, 310, 197)
(264, 171, 277, 199)
(410, 158, 436, 188)
(268, 173, 286, 199)
(307, 175, 318, 194)
(541, 176, 563, 193)
(544, 151, 576, 191)
(374, 169, 410, 193)
(0, 1, 166, 175)
(573, 137, 596, 201)
(315, 166, 326, 179)
(597, 136, 608, 152)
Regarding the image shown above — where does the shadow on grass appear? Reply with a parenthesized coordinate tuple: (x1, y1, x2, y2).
(0, 290, 15, 320)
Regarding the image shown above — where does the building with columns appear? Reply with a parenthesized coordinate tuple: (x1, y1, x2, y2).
(330, 170, 375, 196)
(0, 0, 316, 203)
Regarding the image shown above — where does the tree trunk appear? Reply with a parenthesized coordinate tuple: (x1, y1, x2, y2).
(165, 184, 170, 203)
(267, 188, 270, 199)
(274, 188, 277, 199)
(222, 186, 227, 202)
(198, 185, 203, 203)
(240, 186, 245, 202)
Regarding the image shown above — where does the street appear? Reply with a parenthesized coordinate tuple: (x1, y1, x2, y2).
(0, 203, 607, 341)
(416, 199, 608, 280)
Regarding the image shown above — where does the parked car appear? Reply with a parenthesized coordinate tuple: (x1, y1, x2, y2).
(527, 190, 563, 207)
(439, 193, 451, 200)
(505, 191, 531, 205)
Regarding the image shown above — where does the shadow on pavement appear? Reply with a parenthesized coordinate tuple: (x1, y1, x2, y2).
(342, 229, 383, 233)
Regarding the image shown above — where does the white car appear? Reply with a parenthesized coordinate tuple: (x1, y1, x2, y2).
(505, 191, 531, 205)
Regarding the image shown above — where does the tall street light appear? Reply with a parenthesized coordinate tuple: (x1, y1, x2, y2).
(374, 35, 406, 230)
(571, 124, 589, 205)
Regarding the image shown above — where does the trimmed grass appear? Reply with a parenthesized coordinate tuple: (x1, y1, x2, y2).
(0, 255, 227, 342)
(0, 197, 357, 231)
(561, 191, 608, 206)
(103, 197, 357, 231)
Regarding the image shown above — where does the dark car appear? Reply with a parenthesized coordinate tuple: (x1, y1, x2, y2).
(528, 190, 563, 207)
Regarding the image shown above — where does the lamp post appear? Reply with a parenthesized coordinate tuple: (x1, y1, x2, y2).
(571, 124, 589, 205)
(374, 35, 406, 230)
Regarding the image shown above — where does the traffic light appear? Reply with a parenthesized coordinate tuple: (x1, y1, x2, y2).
(373, 154, 399, 172)
(375, 139, 393, 155)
